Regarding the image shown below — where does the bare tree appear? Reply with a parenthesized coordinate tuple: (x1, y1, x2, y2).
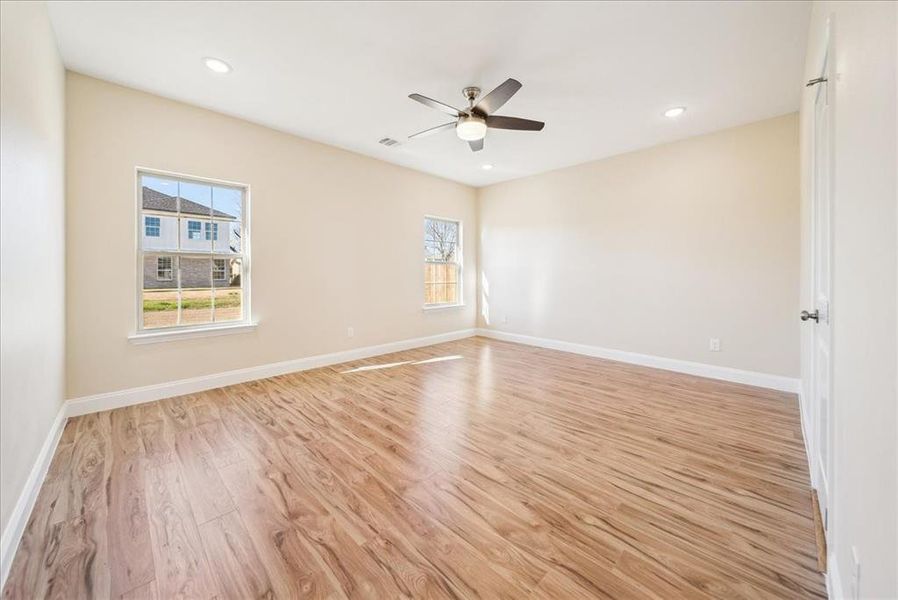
(425, 219, 458, 261)
(230, 225, 241, 253)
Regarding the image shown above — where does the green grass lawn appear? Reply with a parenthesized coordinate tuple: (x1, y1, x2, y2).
(144, 292, 241, 312)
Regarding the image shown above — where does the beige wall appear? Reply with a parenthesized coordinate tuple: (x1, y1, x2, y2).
(65, 73, 477, 399)
(0, 2, 66, 538)
(801, 2, 897, 598)
(478, 114, 800, 377)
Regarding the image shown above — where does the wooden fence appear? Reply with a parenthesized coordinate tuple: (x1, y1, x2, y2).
(424, 263, 459, 305)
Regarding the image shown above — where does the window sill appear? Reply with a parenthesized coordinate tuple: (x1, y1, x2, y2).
(422, 303, 466, 311)
(128, 322, 258, 345)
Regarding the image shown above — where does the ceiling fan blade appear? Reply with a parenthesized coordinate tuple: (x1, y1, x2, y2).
(408, 121, 456, 139)
(473, 78, 522, 115)
(469, 138, 484, 152)
(486, 115, 545, 131)
(408, 93, 464, 118)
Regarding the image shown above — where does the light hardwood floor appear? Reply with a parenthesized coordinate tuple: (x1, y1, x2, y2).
(3, 337, 826, 599)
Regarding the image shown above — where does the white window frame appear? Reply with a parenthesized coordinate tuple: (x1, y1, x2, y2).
(131, 167, 254, 343)
(423, 215, 464, 309)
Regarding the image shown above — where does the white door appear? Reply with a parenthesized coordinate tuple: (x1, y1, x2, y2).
(806, 52, 833, 533)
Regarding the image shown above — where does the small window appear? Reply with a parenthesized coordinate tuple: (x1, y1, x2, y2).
(213, 258, 227, 280)
(424, 217, 462, 306)
(205, 222, 219, 241)
(156, 256, 173, 281)
(187, 220, 202, 240)
(145, 216, 161, 237)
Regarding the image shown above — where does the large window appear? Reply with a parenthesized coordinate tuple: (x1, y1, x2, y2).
(424, 216, 461, 306)
(138, 171, 249, 332)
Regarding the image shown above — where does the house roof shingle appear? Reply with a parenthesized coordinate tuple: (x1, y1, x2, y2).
(142, 187, 236, 219)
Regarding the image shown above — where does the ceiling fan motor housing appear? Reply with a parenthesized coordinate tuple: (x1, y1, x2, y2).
(462, 86, 481, 106)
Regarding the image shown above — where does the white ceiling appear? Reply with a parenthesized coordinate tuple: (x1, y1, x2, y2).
(47, 1, 811, 187)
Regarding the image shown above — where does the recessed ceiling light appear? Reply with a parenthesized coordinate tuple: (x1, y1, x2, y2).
(664, 106, 686, 118)
(481, 164, 494, 170)
(204, 57, 231, 74)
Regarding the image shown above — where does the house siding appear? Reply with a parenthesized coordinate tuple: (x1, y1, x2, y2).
(142, 214, 239, 254)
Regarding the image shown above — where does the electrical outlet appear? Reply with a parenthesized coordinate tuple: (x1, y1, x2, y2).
(709, 338, 721, 352)
(850, 546, 860, 600)
(347, 326, 354, 338)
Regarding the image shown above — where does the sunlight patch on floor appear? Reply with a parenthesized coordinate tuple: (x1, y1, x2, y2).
(341, 354, 463, 373)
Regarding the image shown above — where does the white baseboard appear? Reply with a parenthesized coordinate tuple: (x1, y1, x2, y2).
(66, 328, 477, 417)
(0, 405, 67, 589)
(476, 328, 800, 393)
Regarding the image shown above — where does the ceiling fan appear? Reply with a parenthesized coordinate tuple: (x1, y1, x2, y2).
(407, 78, 545, 152)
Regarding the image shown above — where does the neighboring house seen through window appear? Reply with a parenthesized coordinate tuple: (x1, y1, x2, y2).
(424, 216, 462, 306)
(138, 171, 249, 333)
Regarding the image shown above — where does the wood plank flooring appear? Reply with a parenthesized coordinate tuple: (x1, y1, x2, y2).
(3, 336, 826, 599)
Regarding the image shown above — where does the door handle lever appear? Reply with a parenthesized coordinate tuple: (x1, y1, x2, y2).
(800, 309, 819, 322)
